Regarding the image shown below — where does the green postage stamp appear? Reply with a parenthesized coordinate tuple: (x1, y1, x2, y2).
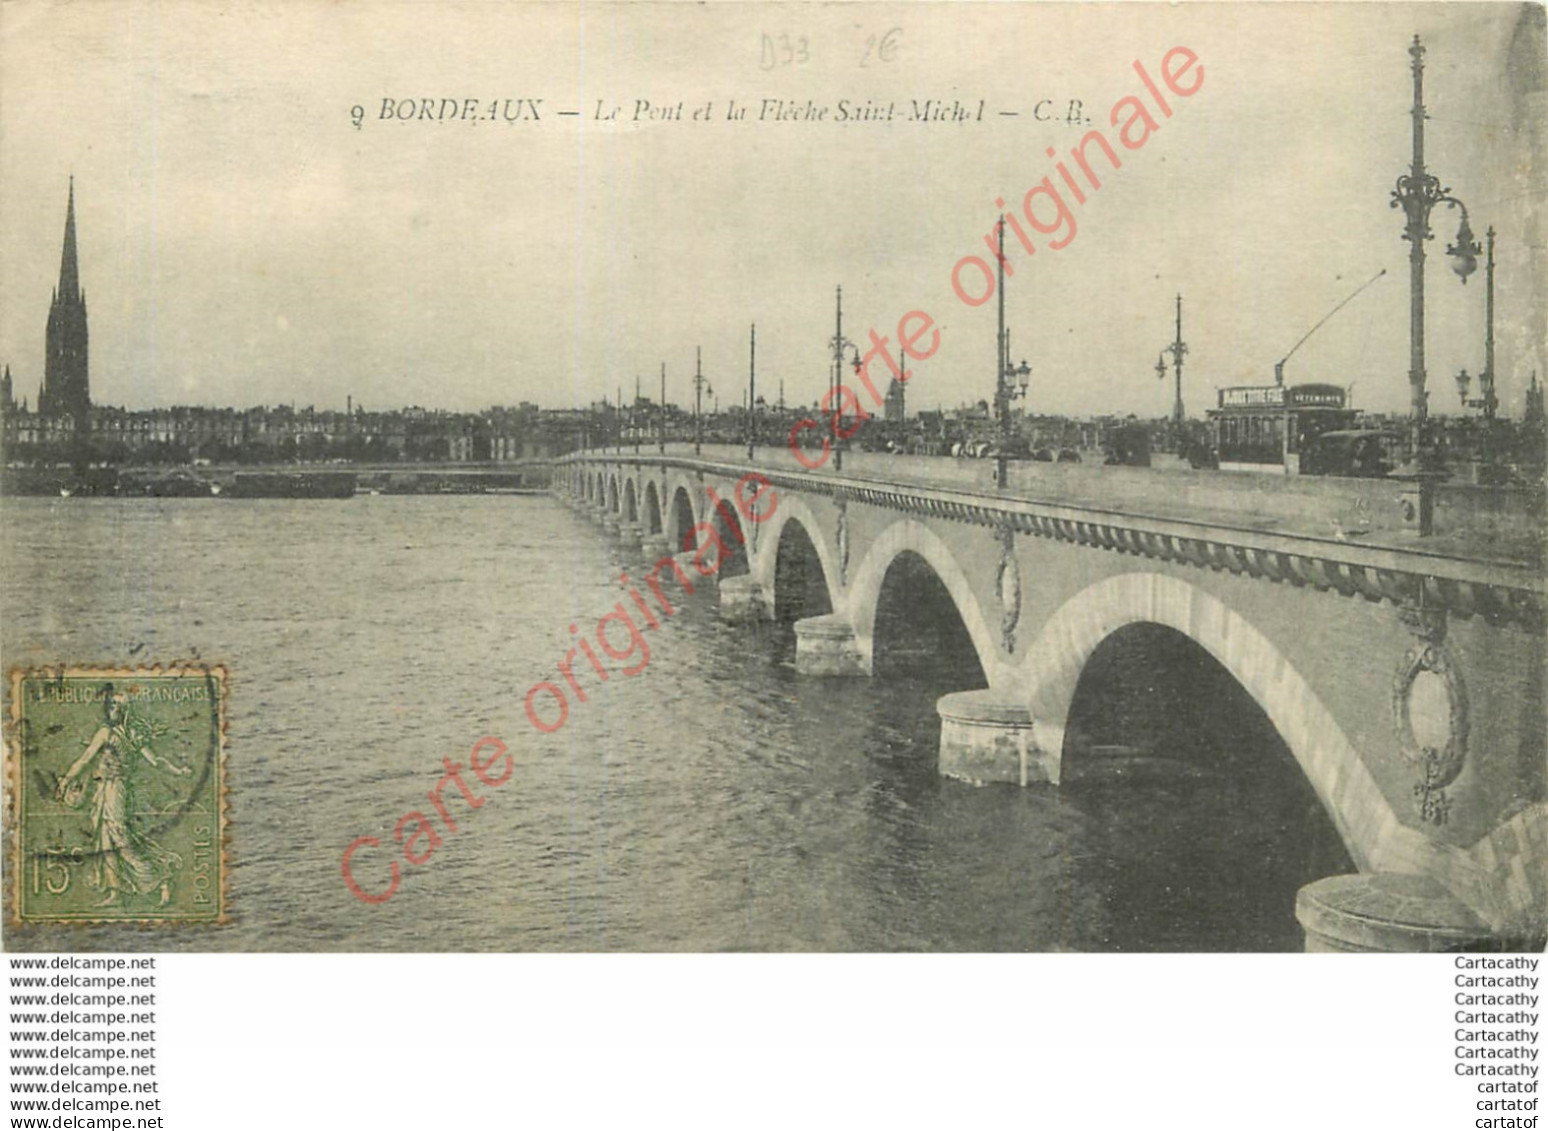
(7, 666, 228, 925)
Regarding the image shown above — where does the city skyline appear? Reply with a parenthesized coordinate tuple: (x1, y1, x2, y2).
(1, 4, 1541, 421)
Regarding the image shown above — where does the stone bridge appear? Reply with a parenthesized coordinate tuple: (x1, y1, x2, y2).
(556, 444, 1545, 951)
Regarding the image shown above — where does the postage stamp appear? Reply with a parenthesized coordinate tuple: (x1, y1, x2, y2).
(7, 666, 227, 925)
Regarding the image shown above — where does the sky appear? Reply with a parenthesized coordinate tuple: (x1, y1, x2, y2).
(0, 1, 1542, 419)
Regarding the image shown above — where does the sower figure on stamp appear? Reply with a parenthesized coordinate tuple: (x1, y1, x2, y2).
(55, 689, 191, 907)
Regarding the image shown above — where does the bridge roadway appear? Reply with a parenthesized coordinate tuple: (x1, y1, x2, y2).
(557, 443, 1546, 952)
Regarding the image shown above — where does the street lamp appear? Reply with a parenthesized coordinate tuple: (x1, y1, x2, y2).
(693, 347, 712, 456)
(993, 218, 1033, 489)
(844, 344, 868, 461)
(998, 354, 1031, 486)
(1005, 359, 1031, 400)
(747, 323, 757, 461)
(1390, 34, 1479, 529)
(1449, 212, 1481, 283)
(1454, 226, 1497, 418)
(1156, 294, 1188, 428)
(1455, 225, 1499, 474)
(829, 285, 855, 471)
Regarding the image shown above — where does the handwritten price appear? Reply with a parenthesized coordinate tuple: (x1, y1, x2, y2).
(859, 27, 902, 67)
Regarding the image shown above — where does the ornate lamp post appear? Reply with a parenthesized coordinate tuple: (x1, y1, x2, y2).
(693, 347, 712, 456)
(747, 323, 757, 460)
(1155, 293, 1188, 428)
(1390, 34, 1479, 532)
(1454, 225, 1498, 469)
(993, 219, 1032, 489)
(829, 285, 856, 471)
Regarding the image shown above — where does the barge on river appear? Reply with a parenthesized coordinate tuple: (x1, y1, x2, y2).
(222, 470, 357, 499)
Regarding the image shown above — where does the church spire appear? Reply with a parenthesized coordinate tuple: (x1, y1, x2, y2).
(41, 176, 89, 424)
(58, 176, 80, 302)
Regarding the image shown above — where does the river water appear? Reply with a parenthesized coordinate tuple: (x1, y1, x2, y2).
(2, 495, 1351, 951)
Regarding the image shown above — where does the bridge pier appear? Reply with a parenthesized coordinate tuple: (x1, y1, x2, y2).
(792, 614, 869, 676)
(718, 575, 770, 623)
(935, 689, 1052, 786)
(640, 532, 670, 557)
(1295, 873, 1496, 952)
(601, 512, 620, 536)
(617, 520, 643, 548)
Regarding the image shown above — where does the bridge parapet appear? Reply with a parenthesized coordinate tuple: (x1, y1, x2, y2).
(560, 449, 1544, 633)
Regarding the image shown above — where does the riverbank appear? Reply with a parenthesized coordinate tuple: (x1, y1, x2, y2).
(0, 464, 551, 498)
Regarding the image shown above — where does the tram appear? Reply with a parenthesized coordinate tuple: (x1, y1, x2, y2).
(1207, 383, 1365, 475)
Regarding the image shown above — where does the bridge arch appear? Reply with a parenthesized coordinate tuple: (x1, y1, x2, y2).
(845, 519, 1002, 683)
(606, 475, 620, 514)
(702, 493, 749, 578)
(623, 478, 638, 524)
(773, 518, 833, 622)
(594, 473, 606, 505)
(666, 485, 696, 553)
(643, 481, 663, 535)
(751, 495, 841, 617)
(1020, 571, 1405, 874)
